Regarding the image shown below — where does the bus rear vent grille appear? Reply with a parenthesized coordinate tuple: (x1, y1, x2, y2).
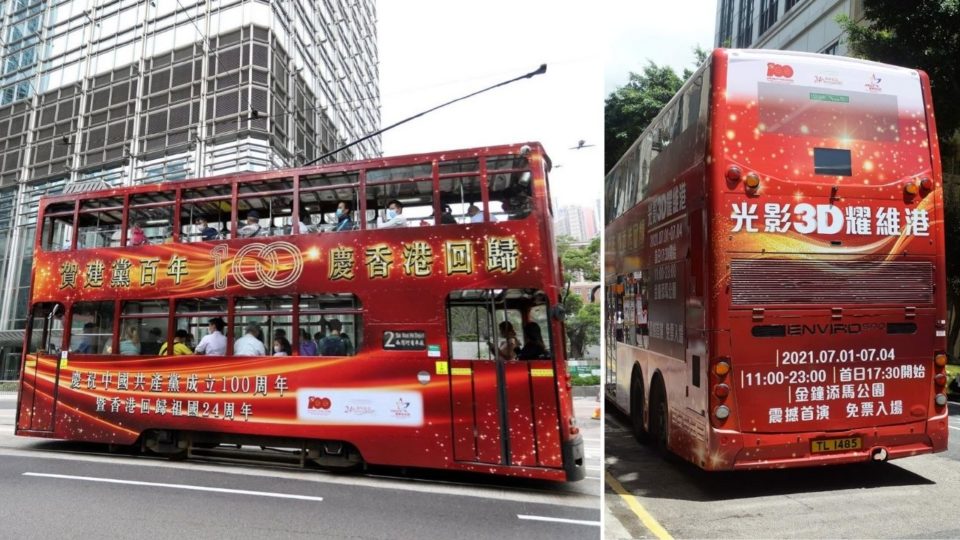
(730, 260, 934, 305)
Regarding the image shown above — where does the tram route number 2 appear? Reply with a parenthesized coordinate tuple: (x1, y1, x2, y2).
(383, 330, 426, 351)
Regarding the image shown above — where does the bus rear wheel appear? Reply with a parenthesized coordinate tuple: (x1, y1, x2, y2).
(649, 381, 669, 456)
(630, 373, 648, 442)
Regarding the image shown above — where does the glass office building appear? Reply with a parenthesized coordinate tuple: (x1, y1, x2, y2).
(0, 0, 380, 380)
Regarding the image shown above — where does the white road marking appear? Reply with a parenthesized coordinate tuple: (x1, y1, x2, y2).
(949, 425, 960, 431)
(24, 472, 324, 501)
(517, 514, 600, 527)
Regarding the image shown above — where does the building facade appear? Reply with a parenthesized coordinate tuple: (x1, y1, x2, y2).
(715, 0, 863, 55)
(554, 204, 597, 243)
(0, 0, 380, 380)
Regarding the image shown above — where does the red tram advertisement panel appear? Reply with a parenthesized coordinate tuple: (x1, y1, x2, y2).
(604, 49, 949, 470)
(16, 142, 586, 482)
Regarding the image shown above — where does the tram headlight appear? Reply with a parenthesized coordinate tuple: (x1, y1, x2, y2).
(714, 405, 730, 420)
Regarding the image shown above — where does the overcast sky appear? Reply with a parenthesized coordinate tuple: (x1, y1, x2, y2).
(378, 1, 602, 208)
(605, 1, 718, 95)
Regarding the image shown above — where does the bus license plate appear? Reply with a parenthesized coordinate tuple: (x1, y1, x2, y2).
(811, 437, 862, 454)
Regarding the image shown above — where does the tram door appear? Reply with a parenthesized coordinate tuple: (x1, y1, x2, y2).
(447, 291, 562, 469)
(17, 303, 64, 432)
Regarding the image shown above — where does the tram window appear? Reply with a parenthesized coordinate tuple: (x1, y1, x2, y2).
(439, 175, 482, 224)
(237, 177, 295, 237)
(129, 192, 174, 246)
(174, 297, 227, 352)
(120, 300, 169, 356)
(300, 171, 359, 232)
(487, 154, 534, 221)
(181, 185, 232, 242)
(447, 289, 549, 361)
(366, 180, 434, 228)
(77, 197, 124, 249)
(232, 295, 293, 355)
(69, 301, 115, 355)
(27, 302, 65, 354)
(41, 201, 76, 251)
(299, 293, 361, 356)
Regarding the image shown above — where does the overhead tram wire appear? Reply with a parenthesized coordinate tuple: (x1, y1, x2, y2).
(302, 63, 548, 166)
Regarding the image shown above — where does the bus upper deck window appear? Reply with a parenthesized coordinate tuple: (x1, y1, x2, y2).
(41, 202, 76, 251)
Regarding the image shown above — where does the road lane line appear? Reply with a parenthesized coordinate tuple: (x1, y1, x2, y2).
(517, 515, 600, 527)
(23, 472, 324, 501)
(605, 471, 674, 540)
(949, 425, 960, 431)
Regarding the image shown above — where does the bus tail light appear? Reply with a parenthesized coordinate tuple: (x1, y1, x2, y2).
(713, 383, 730, 399)
(744, 173, 761, 191)
(726, 166, 742, 182)
(714, 405, 730, 420)
(714, 358, 731, 377)
(934, 353, 947, 367)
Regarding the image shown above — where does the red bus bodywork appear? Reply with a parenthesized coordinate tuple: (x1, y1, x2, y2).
(16, 142, 585, 482)
(605, 49, 949, 470)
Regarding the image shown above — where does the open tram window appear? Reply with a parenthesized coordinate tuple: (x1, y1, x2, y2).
(237, 176, 295, 238)
(77, 197, 124, 249)
(129, 192, 174, 246)
(438, 158, 481, 224)
(174, 297, 227, 353)
(366, 164, 434, 228)
(41, 201, 76, 252)
(299, 293, 361, 356)
(447, 289, 552, 361)
(27, 302, 65, 355)
(180, 184, 232, 242)
(119, 300, 170, 356)
(69, 301, 115, 355)
(300, 171, 360, 232)
(487, 154, 534, 221)
(232, 295, 294, 356)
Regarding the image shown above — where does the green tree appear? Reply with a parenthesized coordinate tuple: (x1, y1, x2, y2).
(555, 235, 601, 358)
(840, 1, 960, 356)
(604, 47, 708, 172)
(839, 1, 960, 150)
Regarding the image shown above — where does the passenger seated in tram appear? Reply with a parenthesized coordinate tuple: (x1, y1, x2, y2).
(237, 210, 262, 238)
(299, 328, 318, 356)
(194, 318, 227, 355)
(318, 319, 348, 356)
(493, 321, 520, 361)
(75, 322, 98, 354)
(333, 201, 355, 231)
(379, 200, 407, 228)
(196, 217, 219, 241)
(140, 327, 163, 355)
(273, 336, 292, 356)
(234, 322, 266, 356)
(518, 322, 548, 360)
(119, 324, 142, 355)
(159, 329, 193, 355)
(439, 204, 457, 225)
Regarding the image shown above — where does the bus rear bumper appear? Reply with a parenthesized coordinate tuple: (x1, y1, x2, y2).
(563, 434, 586, 481)
(715, 419, 948, 470)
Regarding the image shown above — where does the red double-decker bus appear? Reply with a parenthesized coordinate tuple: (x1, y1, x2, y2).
(605, 49, 949, 470)
(16, 142, 585, 482)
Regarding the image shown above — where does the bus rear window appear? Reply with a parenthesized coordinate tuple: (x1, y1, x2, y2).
(813, 147, 852, 176)
(758, 82, 900, 142)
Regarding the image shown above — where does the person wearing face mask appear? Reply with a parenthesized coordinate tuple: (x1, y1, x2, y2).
(333, 200, 354, 231)
(379, 199, 407, 228)
(273, 336, 292, 356)
(196, 217, 219, 241)
(234, 322, 266, 356)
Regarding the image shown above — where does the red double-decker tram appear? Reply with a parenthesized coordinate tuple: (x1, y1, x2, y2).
(605, 49, 949, 470)
(16, 142, 585, 482)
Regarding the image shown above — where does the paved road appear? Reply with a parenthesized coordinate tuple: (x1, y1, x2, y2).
(604, 401, 960, 539)
(0, 393, 600, 539)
